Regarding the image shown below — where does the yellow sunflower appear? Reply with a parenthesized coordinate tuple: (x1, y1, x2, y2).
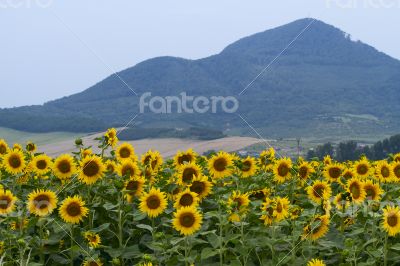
(289, 205, 303, 220)
(0, 139, 9, 156)
(105, 128, 118, 148)
(141, 150, 163, 171)
(341, 167, 356, 183)
(273, 158, 292, 183)
(258, 147, 275, 170)
(30, 154, 52, 175)
(307, 180, 332, 204)
(273, 196, 290, 222)
(250, 188, 271, 200)
(3, 149, 26, 174)
(53, 154, 76, 180)
(139, 188, 167, 218)
(363, 180, 383, 201)
(84, 231, 101, 248)
(260, 198, 275, 226)
(25, 141, 37, 153)
(27, 189, 58, 217)
(173, 149, 197, 167)
(239, 156, 258, 178)
(303, 215, 330, 241)
(375, 160, 394, 183)
(177, 162, 201, 185)
(0, 189, 17, 215)
(333, 193, 351, 211)
(59, 195, 89, 224)
(79, 155, 106, 185)
(116, 143, 137, 162)
(323, 162, 343, 182)
(307, 258, 326, 266)
(393, 153, 400, 162)
(353, 158, 373, 179)
(297, 161, 314, 182)
(189, 175, 213, 200)
(124, 176, 145, 198)
(10, 218, 29, 231)
(13, 143, 23, 151)
(117, 160, 140, 179)
(80, 148, 92, 158)
(82, 259, 103, 266)
(172, 206, 203, 236)
(227, 191, 250, 222)
(174, 189, 199, 209)
(382, 206, 400, 236)
(391, 161, 400, 182)
(347, 177, 366, 204)
(323, 155, 332, 165)
(207, 151, 233, 179)
(105, 160, 117, 173)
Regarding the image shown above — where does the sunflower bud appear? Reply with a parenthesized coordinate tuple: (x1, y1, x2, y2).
(111, 258, 121, 266)
(371, 202, 380, 212)
(75, 138, 83, 146)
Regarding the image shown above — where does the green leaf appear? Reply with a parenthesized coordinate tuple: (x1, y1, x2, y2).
(390, 243, 400, 251)
(91, 223, 110, 233)
(201, 247, 219, 260)
(136, 224, 153, 232)
(122, 245, 141, 259)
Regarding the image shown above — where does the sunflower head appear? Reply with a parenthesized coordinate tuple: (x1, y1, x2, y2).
(59, 195, 89, 224)
(363, 180, 383, 201)
(272, 196, 290, 222)
(174, 189, 199, 209)
(207, 151, 233, 179)
(3, 149, 26, 174)
(189, 175, 213, 200)
(0, 139, 9, 155)
(82, 259, 103, 266)
(177, 162, 201, 185)
(53, 154, 76, 180)
(30, 154, 52, 175)
(79, 155, 106, 185)
(139, 188, 168, 218)
(172, 206, 203, 236)
(382, 205, 400, 236)
(258, 147, 275, 169)
(116, 143, 136, 162)
(141, 150, 163, 171)
(173, 149, 197, 167)
(124, 176, 145, 198)
(0, 189, 17, 215)
(307, 180, 332, 204)
(307, 258, 326, 266)
(375, 160, 394, 182)
(346, 177, 366, 204)
(353, 158, 372, 179)
(84, 231, 101, 248)
(25, 141, 37, 153)
(238, 156, 258, 178)
(273, 158, 292, 183)
(303, 215, 330, 241)
(105, 128, 118, 148)
(28, 189, 58, 217)
(297, 161, 314, 182)
(227, 191, 250, 214)
(117, 160, 140, 179)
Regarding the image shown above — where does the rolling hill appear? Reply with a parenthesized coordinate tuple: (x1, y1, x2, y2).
(1, 18, 400, 139)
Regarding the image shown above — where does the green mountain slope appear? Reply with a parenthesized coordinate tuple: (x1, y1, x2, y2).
(1, 18, 400, 138)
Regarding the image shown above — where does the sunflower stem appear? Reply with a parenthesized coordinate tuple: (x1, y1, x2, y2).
(384, 234, 388, 266)
(70, 225, 74, 266)
(184, 236, 190, 266)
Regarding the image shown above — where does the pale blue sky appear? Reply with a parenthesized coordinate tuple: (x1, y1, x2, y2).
(1, 0, 399, 108)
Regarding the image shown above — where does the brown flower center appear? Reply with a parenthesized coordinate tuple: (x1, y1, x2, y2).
(83, 160, 100, 177)
(121, 165, 134, 177)
(0, 144, 7, 154)
(58, 160, 71, 174)
(357, 164, 368, 175)
(0, 196, 11, 209)
(66, 202, 81, 217)
(119, 147, 131, 158)
(313, 184, 325, 199)
(182, 167, 197, 183)
(328, 167, 341, 179)
(179, 193, 194, 207)
(381, 166, 390, 178)
(34, 194, 51, 209)
(8, 154, 21, 169)
(178, 154, 192, 165)
(36, 159, 47, 170)
(213, 158, 227, 172)
(242, 161, 251, 172)
(350, 182, 361, 199)
(179, 212, 195, 227)
(277, 163, 289, 177)
(146, 195, 161, 209)
(190, 181, 205, 195)
(388, 213, 398, 227)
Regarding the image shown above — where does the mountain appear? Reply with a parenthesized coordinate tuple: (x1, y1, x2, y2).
(1, 18, 400, 139)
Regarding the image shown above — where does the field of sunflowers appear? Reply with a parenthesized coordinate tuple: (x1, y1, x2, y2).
(1, 128, 400, 266)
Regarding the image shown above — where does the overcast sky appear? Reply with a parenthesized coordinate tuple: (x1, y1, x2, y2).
(1, 0, 399, 108)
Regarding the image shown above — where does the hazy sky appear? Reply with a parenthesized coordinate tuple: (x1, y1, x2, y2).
(1, 0, 399, 108)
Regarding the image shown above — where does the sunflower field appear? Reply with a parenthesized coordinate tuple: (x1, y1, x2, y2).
(1, 129, 400, 266)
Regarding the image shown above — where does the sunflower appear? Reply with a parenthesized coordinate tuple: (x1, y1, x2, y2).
(341, 167, 356, 183)
(84, 231, 101, 248)
(323, 163, 343, 183)
(363, 180, 383, 201)
(189, 175, 213, 200)
(25, 141, 37, 153)
(258, 147, 275, 170)
(82, 259, 103, 266)
(208, 151, 233, 179)
(227, 191, 250, 222)
(333, 193, 351, 211)
(353, 158, 372, 179)
(116, 143, 136, 162)
(273, 196, 290, 222)
(53, 154, 76, 180)
(347, 177, 366, 204)
(297, 161, 314, 182)
(0, 139, 9, 155)
(3, 149, 26, 174)
(174, 189, 199, 209)
(105, 160, 117, 173)
(323, 155, 332, 165)
(173, 149, 197, 167)
(10, 218, 29, 231)
(105, 128, 118, 148)
(59, 196, 89, 224)
(393, 153, 400, 162)
(27, 189, 58, 217)
(289, 205, 303, 220)
(391, 161, 400, 182)
(375, 160, 394, 182)
(260, 198, 275, 226)
(0, 241, 4, 255)
(382, 206, 400, 236)
(307, 180, 332, 204)
(124, 176, 145, 198)
(30, 154, 52, 175)
(273, 158, 292, 183)
(80, 148, 92, 158)
(307, 258, 326, 266)
(303, 215, 330, 241)
(250, 188, 271, 200)
(79, 155, 106, 185)
(172, 206, 203, 236)
(177, 162, 201, 185)
(117, 160, 140, 179)
(13, 143, 23, 151)
(239, 156, 258, 178)
(0, 189, 17, 215)
(141, 150, 163, 171)
(139, 188, 167, 218)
